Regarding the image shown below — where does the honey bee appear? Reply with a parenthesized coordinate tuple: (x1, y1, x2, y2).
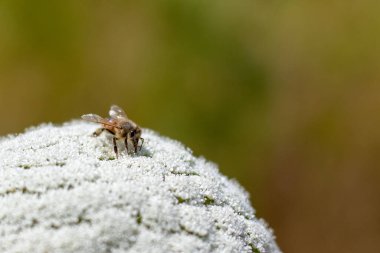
(81, 105, 144, 158)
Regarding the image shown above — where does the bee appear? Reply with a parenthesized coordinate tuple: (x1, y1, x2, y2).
(81, 105, 144, 158)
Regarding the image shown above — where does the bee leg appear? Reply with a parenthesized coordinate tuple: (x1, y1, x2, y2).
(124, 138, 129, 154)
(93, 128, 105, 137)
(139, 138, 144, 151)
(113, 137, 118, 159)
(134, 142, 138, 154)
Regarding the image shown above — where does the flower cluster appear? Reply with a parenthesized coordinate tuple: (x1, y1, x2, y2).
(0, 122, 281, 253)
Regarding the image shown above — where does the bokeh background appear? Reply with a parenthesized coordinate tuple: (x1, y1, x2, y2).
(1, 1, 379, 252)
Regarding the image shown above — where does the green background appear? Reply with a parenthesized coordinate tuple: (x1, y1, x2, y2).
(1, 1, 379, 252)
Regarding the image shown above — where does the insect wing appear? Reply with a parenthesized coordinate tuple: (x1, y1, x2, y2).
(81, 114, 116, 127)
(109, 105, 128, 120)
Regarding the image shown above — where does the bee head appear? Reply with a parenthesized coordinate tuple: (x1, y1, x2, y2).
(129, 127, 141, 140)
(129, 127, 142, 152)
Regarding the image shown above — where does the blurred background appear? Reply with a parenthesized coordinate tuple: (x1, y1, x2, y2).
(1, 0, 379, 252)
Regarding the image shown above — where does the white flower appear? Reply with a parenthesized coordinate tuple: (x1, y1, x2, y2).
(0, 121, 281, 253)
